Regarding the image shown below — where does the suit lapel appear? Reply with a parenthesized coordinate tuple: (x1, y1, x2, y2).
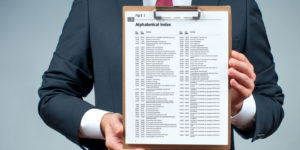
(118, 0, 143, 7)
(118, 0, 143, 14)
(192, 0, 221, 6)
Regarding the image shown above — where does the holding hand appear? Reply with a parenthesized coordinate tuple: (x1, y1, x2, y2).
(229, 50, 256, 116)
(101, 113, 145, 150)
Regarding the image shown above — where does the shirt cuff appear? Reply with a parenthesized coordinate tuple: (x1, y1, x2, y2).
(79, 108, 110, 140)
(231, 94, 256, 130)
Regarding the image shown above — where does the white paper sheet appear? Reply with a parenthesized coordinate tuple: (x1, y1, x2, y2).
(124, 10, 229, 145)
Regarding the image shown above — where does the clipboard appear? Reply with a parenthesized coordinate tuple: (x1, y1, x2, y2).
(123, 6, 232, 150)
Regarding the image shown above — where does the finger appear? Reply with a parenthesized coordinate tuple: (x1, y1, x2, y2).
(105, 138, 123, 150)
(116, 113, 123, 123)
(230, 79, 252, 99)
(105, 127, 123, 143)
(230, 52, 256, 81)
(228, 68, 254, 89)
(229, 58, 255, 80)
(231, 50, 250, 64)
(111, 115, 124, 135)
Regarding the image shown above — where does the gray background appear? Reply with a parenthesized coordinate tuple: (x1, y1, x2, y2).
(0, 0, 299, 149)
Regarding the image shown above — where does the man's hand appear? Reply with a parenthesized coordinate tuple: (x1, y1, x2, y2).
(100, 113, 145, 150)
(229, 50, 256, 116)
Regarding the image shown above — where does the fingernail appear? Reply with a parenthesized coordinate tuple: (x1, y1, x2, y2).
(117, 125, 124, 134)
(229, 59, 235, 66)
(229, 69, 234, 75)
(232, 59, 237, 63)
(230, 79, 236, 85)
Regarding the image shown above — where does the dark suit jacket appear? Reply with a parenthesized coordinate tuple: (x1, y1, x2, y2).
(38, 0, 284, 149)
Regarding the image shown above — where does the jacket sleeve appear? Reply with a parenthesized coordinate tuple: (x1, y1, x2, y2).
(38, 0, 95, 145)
(234, 0, 284, 141)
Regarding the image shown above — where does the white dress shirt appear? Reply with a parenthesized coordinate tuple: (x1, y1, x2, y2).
(79, 0, 257, 140)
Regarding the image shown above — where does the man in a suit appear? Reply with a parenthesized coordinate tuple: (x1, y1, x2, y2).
(38, 0, 284, 149)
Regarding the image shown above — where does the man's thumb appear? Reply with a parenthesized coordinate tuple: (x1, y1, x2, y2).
(112, 118, 124, 135)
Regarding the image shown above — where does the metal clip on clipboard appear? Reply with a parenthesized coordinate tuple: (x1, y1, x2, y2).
(154, 6, 201, 20)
